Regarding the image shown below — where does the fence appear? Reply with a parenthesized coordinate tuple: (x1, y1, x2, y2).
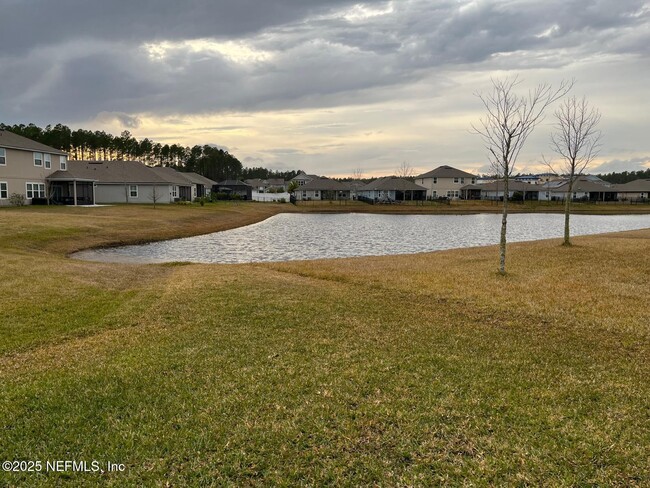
(251, 191, 290, 203)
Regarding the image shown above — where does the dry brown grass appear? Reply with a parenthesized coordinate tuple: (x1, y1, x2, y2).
(0, 202, 289, 255)
(0, 203, 648, 486)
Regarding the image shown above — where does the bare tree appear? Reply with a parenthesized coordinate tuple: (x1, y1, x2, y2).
(472, 76, 573, 274)
(149, 186, 162, 209)
(352, 167, 364, 180)
(395, 161, 414, 179)
(547, 96, 602, 246)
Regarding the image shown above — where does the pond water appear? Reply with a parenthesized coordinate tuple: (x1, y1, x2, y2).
(72, 213, 650, 264)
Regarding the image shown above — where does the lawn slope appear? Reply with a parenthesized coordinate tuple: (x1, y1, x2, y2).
(0, 204, 648, 486)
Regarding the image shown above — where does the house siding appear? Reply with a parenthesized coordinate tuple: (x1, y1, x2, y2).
(0, 148, 66, 205)
(415, 176, 476, 199)
(95, 184, 173, 204)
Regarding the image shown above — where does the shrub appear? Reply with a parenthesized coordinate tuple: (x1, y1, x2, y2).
(9, 193, 25, 206)
(211, 192, 229, 201)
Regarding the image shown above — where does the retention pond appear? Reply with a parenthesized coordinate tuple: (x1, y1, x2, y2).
(72, 212, 650, 264)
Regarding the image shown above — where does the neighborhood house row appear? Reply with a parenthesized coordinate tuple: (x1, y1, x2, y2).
(1, 130, 648, 206)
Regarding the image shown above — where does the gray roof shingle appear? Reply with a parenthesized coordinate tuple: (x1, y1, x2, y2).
(359, 177, 427, 192)
(48, 160, 169, 184)
(150, 166, 194, 185)
(298, 177, 350, 191)
(614, 179, 650, 192)
(416, 165, 476, 179)
(0, 130, 68, 156)
(183, 172, 217, 186)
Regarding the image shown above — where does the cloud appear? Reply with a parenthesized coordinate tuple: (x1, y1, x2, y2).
(1, 0, 649, 175)
(95, 112, 142, 129)
(591, 157, 650, 174)
(2, 0, 649, 125)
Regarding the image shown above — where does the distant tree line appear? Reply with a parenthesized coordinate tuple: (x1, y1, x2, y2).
(0, 122, 275, 182)
(598, 169, 650, 184)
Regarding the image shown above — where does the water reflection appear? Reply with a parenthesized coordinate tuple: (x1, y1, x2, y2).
(72, 213, 650, 264)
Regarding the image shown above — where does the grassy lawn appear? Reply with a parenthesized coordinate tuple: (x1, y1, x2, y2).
(0, 203, 648, 486)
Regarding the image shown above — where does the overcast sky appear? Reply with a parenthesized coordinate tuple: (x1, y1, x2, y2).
(2, 0, 649, 176)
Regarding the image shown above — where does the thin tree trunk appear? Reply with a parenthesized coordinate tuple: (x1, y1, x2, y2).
(564, 175, 574, 245)
(499, 177, 509, 274)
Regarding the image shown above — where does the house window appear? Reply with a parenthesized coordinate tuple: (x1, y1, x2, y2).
(471, 178, 476, 184)
(129, 185, 138, 198)
(447, 190, 459, 198)
(460, 177, 465, 184)
(44, 154, 51, 169)
(0, 182, 7, 199)
(453, 177, 459, 183)
(0, 148, 6, 165)
(431, 190, 437, 198)
(60, 156, 67, 170)
(172, 186, 178, 198)
(433, 177, 437, 184)
(302, 191, 306, 198)
(315, 191, 319, 197)
(26, 182, 46, 199)
(34, 152, 43, 167)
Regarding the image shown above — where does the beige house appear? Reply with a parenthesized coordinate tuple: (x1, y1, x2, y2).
(415, 165, 477, 199)
(0, 129, 68, 205)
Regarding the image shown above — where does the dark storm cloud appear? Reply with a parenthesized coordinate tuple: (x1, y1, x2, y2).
(0, 0, 378, 55)
(1, 0, 649, 124)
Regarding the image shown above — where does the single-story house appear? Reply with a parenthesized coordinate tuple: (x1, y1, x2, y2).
(465, 180, 540, 201)
(0, 129, 68, 206)
(342, 180, 366, 200)
(48, 160, 175, 205)
(150, 166, 193, 201)
(182, 172, 216, 198)
(358, 177, 427, 202)
(544, 176, 617, 202)
(292, 177, 351, 201)
(215, 180, 253, 200)
(613, 179, 650, 201)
